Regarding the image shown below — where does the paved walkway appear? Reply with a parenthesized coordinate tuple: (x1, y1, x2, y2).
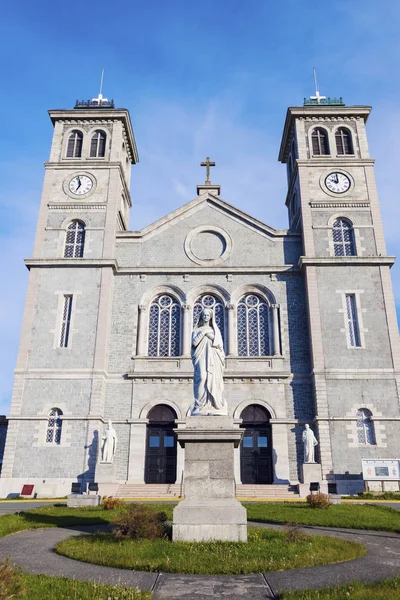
(0, 523, 399, 599)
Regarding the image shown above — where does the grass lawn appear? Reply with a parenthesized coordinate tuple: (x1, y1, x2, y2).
(0, 561, 151, 599)
(245, 502, 400, 532)
(278, 577, 400, 599)
(55, 527, 365, 574)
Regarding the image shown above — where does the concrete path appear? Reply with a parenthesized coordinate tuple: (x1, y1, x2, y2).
(0, 523, 399, 599)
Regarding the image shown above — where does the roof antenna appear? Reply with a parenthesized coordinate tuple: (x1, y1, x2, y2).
(92, 69, 108, 105)
(310, 67, 326, 104)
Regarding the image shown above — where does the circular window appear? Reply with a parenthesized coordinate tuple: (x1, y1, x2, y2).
(184, 226, 232, 266)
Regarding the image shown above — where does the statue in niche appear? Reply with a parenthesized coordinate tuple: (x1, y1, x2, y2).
(101, 420, 117, 463)
(190, 308, 228, 416)
(302, 424, 318, 463)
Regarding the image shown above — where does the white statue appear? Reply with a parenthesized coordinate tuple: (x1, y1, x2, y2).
(302, 424, 318, 463)
(101, 420, 117, 463)
(190, 308, 228, 416)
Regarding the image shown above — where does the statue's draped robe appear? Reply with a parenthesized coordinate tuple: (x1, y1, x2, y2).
(191, 322, 227, 414)
(102, 427, 117, 463)
(302, 428, 317, 463)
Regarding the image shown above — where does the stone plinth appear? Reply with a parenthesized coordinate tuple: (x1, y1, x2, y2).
(173, 416, 247, 542)
(67, 494, 101, 507)
(95, 461, 116, 484)
(299, 462, 328, 498)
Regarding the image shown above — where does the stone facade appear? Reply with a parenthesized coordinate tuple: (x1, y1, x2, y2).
(1, 98, 399, 498)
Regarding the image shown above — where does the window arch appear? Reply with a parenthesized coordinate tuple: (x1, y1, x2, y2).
(311, 127, 330, 155)
(356, 409, 375, 445)
(193, 294, 226, 350)
(148, 295, 181, 356)
(335, 127, 353, 155)
(332, 218, 356, 256)
(237, 294, 270, 356)
(66, 130, 83, 158)
(46, 408, 63, 444)
(90, 130, 106, 157)
(64, 220, 85, 258)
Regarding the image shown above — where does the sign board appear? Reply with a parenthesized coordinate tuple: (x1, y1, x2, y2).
(362, 459, 400, 481)
(21, 485, 34, 496)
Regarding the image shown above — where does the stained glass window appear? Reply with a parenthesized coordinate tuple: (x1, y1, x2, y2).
(64, 221, 85, 258)
(66, 130, 83, 158)
(193, 294, 226, 351)
(46, 408, 63, 444)
(356, 409, 375, 445)
(333, 219, 356, 256)
(148, 295, 181, 356)
(237, 294, 269, 356)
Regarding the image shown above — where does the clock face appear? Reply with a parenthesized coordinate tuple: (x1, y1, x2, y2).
(325, 172, 351, 194)
(69, 175, 93, 196)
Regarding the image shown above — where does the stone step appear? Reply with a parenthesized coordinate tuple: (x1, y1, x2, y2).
(115, 483, 299, 498)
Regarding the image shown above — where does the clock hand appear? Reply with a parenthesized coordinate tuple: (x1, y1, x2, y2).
(76, 176, 81, 190)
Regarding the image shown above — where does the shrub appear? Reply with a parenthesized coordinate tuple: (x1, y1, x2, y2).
(306, 492, 332, 509)
(284, 522, 307, 542)
(0, 559, 26, 599)
(102, 497, 124, 511)
(112, 504, 168, 539)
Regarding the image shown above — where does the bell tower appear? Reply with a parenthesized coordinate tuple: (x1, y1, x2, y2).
(279, 93, 400, 490)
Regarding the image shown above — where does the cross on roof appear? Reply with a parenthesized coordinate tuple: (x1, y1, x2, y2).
(200, 157, 215, 185)
(309, 68, 326, 104)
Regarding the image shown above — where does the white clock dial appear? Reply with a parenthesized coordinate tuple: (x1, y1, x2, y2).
(325, 172, 351, 194)
(69, 175, 93, 195)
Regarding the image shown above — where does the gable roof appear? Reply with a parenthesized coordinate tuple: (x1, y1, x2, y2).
(117, 192, 298, 241)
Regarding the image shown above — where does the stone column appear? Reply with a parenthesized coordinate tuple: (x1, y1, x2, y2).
(136, 306, 147, 356)
(182, 304, 191, 356)
(227, 303, 236, 355)
(272, 304, 281, 356)
(270, 422, 290, 483)
(127, 421, 148, 482)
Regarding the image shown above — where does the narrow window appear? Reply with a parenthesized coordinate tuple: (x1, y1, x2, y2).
(46, 408, 63, 444)
(311, 127, 330, 155)
(64, 220, 85, 258)
(148, 295, 181, 356)
(237, 294, 270, 356)
(335, 128, 353, 155)
(356, 409, 375, 445)
(345, 294, 361, 347)
(90, 130, 106, 158)
(332, 219, 356, 256)
(60, 295, 73, 348)
(66, 130, 83, 158)
(193, 294, 226, 351)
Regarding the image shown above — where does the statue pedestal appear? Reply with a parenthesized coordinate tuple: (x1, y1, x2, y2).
(95, 461, 118, 497)
(172, 416, 247, 542)
(299, 463, 328, 497)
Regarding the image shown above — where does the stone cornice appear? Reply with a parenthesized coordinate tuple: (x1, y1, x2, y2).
(24, 259, 118, 271)
(299, 256, 395, 269)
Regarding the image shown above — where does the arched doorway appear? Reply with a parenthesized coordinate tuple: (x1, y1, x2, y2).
(240, 404, 273, 484)
(145, 405, 177, 484)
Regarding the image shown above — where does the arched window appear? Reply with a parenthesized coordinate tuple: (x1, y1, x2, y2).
(332, 218, 356, 256)
(311, 127, 330, 155)
(148, 295, 181, 356)
(193, 294, 226, 350)
(66, 130, 83, 158)
(237, 294, 269, 356)
(46, 408, 63, 444)
(64, 220, 85, 258)
(335, 127, 353, 155)
(90, 130, 106, 157)
(356, 409, 375, 445)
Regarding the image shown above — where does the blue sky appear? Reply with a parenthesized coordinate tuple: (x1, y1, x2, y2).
(1, 0, 400, 414)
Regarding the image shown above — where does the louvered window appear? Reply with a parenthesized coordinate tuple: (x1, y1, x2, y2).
(356, 409, 375, 445)
(90, 130, 106, 157)
(66, 130, 83, 158)
(332, 219, 355, 256)
(64, 221, 85, 258)
(148, 295, 181, 357)
(336, 128, 353, 155)
(311, 127, 329, 155)
(46, 408, 63, 444)
(237, 294, 270, 356)
(60, 296, 73, 348)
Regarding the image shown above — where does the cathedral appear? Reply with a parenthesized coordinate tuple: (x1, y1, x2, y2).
(1, 92, 399, 498)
